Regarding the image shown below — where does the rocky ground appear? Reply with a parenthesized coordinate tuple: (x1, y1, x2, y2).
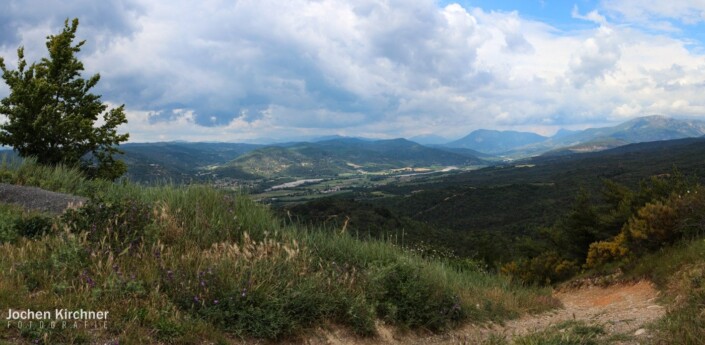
(0, 183, 86, 214)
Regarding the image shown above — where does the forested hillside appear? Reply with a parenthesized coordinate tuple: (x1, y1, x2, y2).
(288, 138, 705, 268)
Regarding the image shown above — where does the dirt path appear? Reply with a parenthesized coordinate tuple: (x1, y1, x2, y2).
(297, 280, 665, 345)
(484, 280, 664, 342)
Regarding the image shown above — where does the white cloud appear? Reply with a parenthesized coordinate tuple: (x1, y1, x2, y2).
(2, 0, 705, 141)
(568, 26, 621, 87)
(572, 6, 608, 25)
(601, 0, 705, 25)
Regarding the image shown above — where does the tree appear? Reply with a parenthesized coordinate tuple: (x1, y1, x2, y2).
(0, 18, 128, 180)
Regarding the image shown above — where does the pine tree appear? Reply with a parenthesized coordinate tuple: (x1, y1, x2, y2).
(0, 18, 128, 180)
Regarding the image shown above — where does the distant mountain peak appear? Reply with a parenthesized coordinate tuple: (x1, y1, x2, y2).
(552, 128, 578, 139)
(445, 129, 547, 154)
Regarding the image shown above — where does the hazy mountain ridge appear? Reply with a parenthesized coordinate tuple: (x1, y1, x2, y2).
(94, 115, 705, 182)
(440, 115, 705, 157)
(445, 129, 548, 154)
(554, 116, 705, 144)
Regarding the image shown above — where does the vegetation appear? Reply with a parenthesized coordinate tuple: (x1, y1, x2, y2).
(1, 140, 705, 344)
(0, 159, 556, 344)
(284, 137, 705, 345)
(120, 142, 261, 183)
(620, 239, 705, 344)
(287, 138, 705, 267)
(0, 18, 128, 180)
(222, 138, 484, 179)
(483, 321, 610, 345)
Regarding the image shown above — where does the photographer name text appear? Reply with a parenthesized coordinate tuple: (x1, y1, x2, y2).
(6, 308, 109, 320)
(6, 309, 109, 330)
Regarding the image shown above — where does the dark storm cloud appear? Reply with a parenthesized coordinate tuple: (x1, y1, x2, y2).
(0, 0, 144, 50)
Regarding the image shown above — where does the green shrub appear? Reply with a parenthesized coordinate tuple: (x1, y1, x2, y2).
(62, 198, 155, 253)
(0, 204, 54, 243)
(502, 251, 579, 286)
(0, 207, 21, 243)
(587, 187, 705, 268)
(371, 261, 465, 331)
(15, 214, 53, 238)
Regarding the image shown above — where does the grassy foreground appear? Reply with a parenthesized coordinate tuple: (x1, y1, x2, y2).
(0, 158, 557, 344)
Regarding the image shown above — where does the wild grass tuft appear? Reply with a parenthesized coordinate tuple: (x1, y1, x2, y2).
(623, 239, 705, 344)
(484, 321, 607, 345)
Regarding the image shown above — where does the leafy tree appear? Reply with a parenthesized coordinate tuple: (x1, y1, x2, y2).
(0, 18, 128, 180)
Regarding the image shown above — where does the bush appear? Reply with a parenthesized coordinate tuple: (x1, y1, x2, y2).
(160, 233, 371, 339)
(371, 261, 465, 331)
(586, 188, 705, 268)
(0, 205, 54, 243)
(15, 214, 53, 238)
(61, 198, 155, 253)
(501, 251, 579, 286)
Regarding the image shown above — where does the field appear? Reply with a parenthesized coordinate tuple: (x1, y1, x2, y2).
(249, 165, 482, 206)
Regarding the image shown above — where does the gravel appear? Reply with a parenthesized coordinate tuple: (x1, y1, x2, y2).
(0, 183, 87, 215)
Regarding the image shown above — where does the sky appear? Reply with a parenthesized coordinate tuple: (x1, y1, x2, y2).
(2, 0, 705, 143)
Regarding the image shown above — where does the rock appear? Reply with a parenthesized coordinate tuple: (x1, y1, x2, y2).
(0, 183, 87, 215)
(635, 328, 647, 336)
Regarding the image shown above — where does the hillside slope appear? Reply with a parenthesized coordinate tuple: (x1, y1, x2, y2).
(222, 138, 484, 178)
(0, 159, 553, 344)
(121, 142, 261, 182)
(445, 129, 547, 154)
(509, 115, 705, 156)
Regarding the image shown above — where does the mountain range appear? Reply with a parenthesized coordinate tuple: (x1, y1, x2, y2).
(442, 115, 705, 156)
(6, 115, 696, 182)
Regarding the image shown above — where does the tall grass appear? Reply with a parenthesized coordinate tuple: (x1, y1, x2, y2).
(0, 161, 558, 344)
(622, 239, 705, 344)
(0, 156, 95, 195)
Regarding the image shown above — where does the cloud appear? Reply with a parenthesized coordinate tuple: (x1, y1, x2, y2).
(572, 5, 608, 25)
(568, 26, 621, 87)
(0, 0, 143, 51)
(2, 1, 705, 141)
(82, 0, 498, 130)
(600, 0, 705, 25)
